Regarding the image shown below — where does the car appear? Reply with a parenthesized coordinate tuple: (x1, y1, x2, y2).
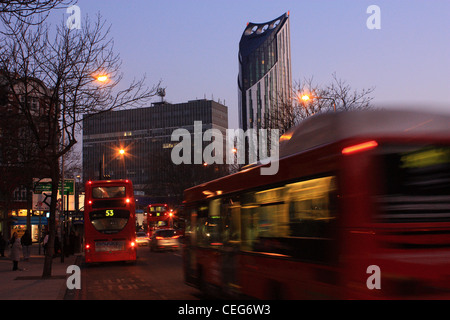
(150, 229, 180, 251)
(136, 231, 150, 246)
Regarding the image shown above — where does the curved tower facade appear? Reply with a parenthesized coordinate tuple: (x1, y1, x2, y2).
(238, 12, 292, 131)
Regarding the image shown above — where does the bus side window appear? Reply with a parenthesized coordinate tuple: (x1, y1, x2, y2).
(222, 198, 241, 246)
(195, 200, 223, 247)
(241, 192, 257, 251)
(286, 176, 337, 263)
(185, 207, 196, 245)
(241, 187, 288, 253)
(287, 176, 336, 238)
(239, 176, 337, 262)
(195, 204, 209, 247)
(207, 199, 222, 246)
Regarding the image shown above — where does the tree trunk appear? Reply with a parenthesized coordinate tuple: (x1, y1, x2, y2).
(1, 197, 11, 239)
(42, 161, 60, 278)
(26, 184, 32, 232)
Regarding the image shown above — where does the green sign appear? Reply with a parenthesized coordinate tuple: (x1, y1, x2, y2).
(34, 179, 75, 195)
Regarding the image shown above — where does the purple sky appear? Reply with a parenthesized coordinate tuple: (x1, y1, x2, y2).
(51, 0, 450, 129)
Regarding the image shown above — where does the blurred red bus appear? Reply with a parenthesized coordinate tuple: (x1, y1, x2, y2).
(147, 204, 173, 237)
(84, 179, 137, 263)
(183, 109, 450, 299)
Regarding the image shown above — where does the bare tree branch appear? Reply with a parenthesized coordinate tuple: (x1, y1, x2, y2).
(263, 73, 375, 136)
(0, 13, 160, 277)
(0, 0, 74, 25)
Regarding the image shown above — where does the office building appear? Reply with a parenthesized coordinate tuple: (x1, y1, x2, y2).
(82, 99, 228, 204)
(238, 12, 292, 131)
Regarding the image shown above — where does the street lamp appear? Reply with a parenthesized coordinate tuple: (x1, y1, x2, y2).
(116, 147, 129, 179)
(169, 209, 174, 228)
(99, 146, 128, 180)
(298, 93, 337, 112)
(300, 94, 311, 102)
(95, 74, 109, 83)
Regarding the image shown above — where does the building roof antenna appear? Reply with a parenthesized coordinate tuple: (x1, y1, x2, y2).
(156, 87, 166, 103)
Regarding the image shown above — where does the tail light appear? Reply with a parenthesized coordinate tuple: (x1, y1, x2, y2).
(130, 241, 136, 247)
(156, 236, 164, 240)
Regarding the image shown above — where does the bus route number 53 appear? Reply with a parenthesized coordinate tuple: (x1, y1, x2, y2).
(106, 210, 114, 217)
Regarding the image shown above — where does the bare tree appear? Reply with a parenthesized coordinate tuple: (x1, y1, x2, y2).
(0, 0, 72, 17)
(0, 0, 74, 26)
(0, 15, 160, 277)
(265, 73, 375, 136)
(0, 79, 40, 235)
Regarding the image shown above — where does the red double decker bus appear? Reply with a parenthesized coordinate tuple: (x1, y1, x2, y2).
(84, 179, 137, 263)
(183, 109, 450, 299)
(147, 204, 173, 237)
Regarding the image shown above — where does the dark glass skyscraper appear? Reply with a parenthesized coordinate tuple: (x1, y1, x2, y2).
(238, 12, 292, 131)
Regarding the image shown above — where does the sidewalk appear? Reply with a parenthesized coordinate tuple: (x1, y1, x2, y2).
(0, 243, 81, 300)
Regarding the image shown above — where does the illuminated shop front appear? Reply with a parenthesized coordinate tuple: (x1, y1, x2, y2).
(10, 210, 48, 242)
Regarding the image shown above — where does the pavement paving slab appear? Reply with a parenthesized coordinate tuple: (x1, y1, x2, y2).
(0, 244, 80, 300)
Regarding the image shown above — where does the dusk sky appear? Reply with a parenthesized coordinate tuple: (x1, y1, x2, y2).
(51, 0, 450, 129)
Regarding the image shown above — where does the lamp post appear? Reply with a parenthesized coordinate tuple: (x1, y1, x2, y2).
(117, 147, 128, 179)
(169, 210, 174, 228)
(94, 73, 111, 180)
(99, 147, 127, 180)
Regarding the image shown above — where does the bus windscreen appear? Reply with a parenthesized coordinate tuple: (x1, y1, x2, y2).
(89, 209, 130, 234)
(92, 186, 126, 199)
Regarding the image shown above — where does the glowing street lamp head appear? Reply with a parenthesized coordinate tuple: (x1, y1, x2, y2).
(301, 94, 310, 101)
(119, 149, 125, 155)
(96, 75, 109, 82)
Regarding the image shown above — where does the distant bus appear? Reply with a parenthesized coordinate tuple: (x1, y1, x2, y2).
(183, 109, 450, 299)
(84, 179, 137, 263)
(147, 204, 173, 237)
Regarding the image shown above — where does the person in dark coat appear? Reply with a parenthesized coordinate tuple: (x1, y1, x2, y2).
(21, 230, 32, 261)
(0, 232, 6, 257)
(54, 235, 60, 257)
(43, 232, 49, 255)
(10, 232, 22, 271)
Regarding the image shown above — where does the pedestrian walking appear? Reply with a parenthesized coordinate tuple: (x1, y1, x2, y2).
(21, 230, 32, 261)
(0, 232, 6, 257)
(68, 230, 76, 256)
(54, 235, 60, 257)
(43, 232, 49, 255)
(9, 232, 22, 271)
